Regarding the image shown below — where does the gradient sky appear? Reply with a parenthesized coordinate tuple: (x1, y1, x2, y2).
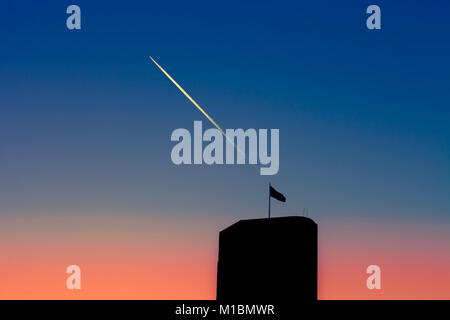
(1, 1, 449, 299)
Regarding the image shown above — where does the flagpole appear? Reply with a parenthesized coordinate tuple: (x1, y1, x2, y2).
(268, 183, 271, 218)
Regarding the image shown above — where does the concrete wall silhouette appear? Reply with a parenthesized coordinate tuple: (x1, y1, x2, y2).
(217, 216, 317, 302)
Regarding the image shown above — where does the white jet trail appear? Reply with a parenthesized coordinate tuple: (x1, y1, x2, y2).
(149, 56, 240, 151)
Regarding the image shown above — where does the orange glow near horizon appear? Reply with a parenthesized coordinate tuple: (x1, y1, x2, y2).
(0, 214, 449, 299)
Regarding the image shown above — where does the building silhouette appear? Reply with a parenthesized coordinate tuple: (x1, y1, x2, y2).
(217, 216, 317, 302)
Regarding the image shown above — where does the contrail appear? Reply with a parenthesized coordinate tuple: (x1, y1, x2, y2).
(149, 56, 239, 151)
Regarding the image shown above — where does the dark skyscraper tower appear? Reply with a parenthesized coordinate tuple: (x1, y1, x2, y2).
(217, 216, 317, 302)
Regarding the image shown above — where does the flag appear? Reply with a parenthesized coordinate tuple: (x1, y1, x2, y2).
(270, 185, 286, 202)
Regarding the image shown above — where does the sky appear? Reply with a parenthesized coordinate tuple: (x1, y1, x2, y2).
(0, 1, 449, 299)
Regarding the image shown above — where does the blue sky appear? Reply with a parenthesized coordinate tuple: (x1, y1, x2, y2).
(1, 0, 449, 223)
